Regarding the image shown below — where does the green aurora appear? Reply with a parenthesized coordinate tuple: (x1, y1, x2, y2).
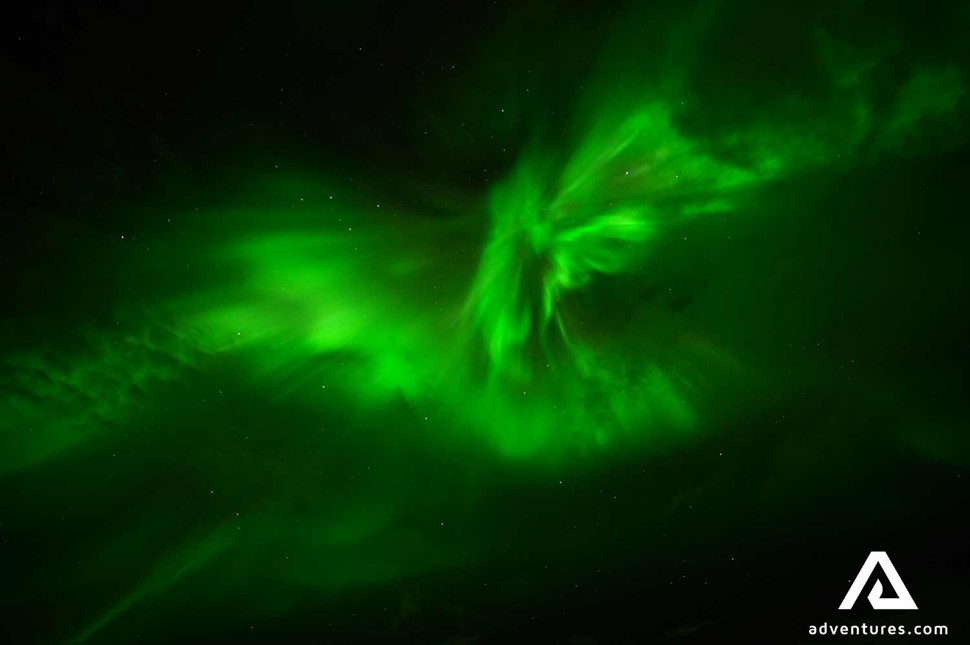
(2, 1, 969, 642)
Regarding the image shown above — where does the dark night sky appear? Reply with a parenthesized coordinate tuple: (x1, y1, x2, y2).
(2, 2, 969, 644)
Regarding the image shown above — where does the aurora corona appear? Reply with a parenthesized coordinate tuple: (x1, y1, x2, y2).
(1, 1, 968, 643)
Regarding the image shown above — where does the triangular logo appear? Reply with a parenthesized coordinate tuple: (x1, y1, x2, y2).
(839, 551, 917, 610)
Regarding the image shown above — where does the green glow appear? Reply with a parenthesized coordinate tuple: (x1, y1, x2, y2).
(1, 2, 967, 643)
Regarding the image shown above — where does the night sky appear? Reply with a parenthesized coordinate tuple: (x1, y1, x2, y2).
(2, 1, 969, 643)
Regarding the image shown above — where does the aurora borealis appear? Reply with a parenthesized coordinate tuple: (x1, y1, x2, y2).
(2, 1, 969, 642)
